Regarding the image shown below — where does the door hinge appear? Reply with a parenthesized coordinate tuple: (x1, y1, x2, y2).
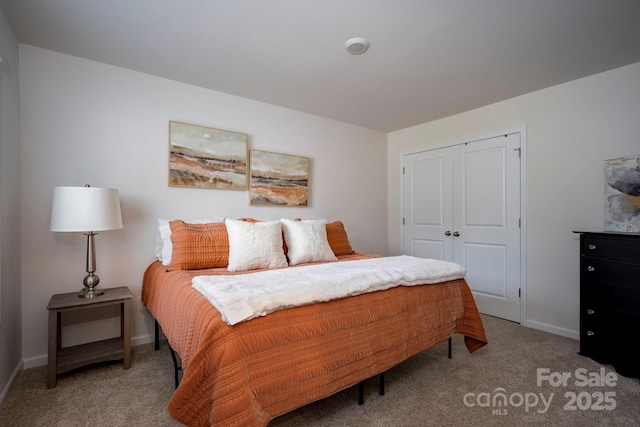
(519, 288, 521, 298)
(402, 218, 405, 225)
(519, 218, 521, 228)
(402, 167, 405, 174)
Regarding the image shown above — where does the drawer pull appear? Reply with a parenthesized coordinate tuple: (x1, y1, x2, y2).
(588, 244, 597, 250)
(587, 266, 595, 272)
(587, 330, 595, 337)
(586, 309, 595, 315)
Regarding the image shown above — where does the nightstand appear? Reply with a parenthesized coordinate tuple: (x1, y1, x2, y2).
(47, 286, 133, 388)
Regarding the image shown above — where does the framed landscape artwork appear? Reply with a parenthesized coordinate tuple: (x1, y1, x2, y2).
(168, 121, 248, 190)
(604, 156, 640, 232)
(250, 150, 310, 206)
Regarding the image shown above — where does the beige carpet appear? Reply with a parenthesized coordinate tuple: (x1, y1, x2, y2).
(1, 315, 639, 426)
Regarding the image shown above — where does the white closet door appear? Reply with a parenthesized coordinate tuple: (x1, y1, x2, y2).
(402, 133, 521, 322)
(402, 148, 453, 261)
(452, 134, 521, 322)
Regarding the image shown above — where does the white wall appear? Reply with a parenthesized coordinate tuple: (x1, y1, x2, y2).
(388, 62, 640, 337)
(0, 4, 22, 401)
(19, 45, 387, 363)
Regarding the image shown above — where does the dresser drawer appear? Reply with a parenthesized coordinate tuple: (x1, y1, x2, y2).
(600, 283, 640, 317)
(580, 282, 600, 318)
(579, 319, 610, 363)
(581, 258, 640, 290)
(583, 280, 640, 317)
(581, 234, 640, 264)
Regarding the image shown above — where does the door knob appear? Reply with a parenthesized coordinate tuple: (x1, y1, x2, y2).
(445, 231, 451, 236)
(453, 231, 460, 237)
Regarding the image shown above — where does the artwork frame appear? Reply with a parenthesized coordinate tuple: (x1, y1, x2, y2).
(249, 150, 310, 207)
(168, 121, 248, 190)
(604, 156, 640, 233)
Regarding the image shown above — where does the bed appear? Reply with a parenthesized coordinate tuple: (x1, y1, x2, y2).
(142, 218, 487, 426)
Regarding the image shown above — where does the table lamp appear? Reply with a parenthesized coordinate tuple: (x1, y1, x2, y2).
(50, 185, 123, 298)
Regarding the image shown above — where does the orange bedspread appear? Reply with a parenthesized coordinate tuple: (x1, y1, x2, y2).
(142, 254, 487, 426)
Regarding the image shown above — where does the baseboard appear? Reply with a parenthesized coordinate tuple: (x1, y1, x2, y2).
(0, 359, 23, 409)
(131, 332, 158, 348)
(523, 319, 579, 340)
(22, 332, 157, 369)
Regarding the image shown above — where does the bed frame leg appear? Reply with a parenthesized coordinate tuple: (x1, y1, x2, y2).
(358, 372, 385, 405)
(358, 339, 449, 405)
(169, 345, 183, 389)
(154, 319, 160, 351)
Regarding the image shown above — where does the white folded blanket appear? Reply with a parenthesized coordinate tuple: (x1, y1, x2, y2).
(192, 255, 465, 325)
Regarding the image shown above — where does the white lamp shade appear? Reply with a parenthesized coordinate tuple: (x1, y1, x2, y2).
(50, 186, 123, 232)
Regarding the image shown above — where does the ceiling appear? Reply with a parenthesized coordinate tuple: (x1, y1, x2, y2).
(3, 0, 640, 133)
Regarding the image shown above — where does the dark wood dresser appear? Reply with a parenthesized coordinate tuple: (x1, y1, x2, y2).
(574, 231, 640, 378)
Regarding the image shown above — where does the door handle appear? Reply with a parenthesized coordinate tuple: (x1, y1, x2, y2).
(453, 231, 460, 237)
(445, 231, 451, 236)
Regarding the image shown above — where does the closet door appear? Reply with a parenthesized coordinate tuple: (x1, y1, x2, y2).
(452, 134, 521, 322)
(402, 148, 453, 261)
(402, 133, 521, 322)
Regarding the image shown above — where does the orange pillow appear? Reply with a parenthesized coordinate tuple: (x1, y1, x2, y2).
(167, 220, 229, 270)
(326, 221, 355, 255)
(237, 217, 260, 223)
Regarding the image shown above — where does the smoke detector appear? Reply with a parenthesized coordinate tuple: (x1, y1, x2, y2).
(344, 38, 370, 55)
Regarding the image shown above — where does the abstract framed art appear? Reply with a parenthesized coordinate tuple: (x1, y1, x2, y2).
(604, 155, 640, 232)
(168, 121, 248, 190)
(249, 150, 310, 206)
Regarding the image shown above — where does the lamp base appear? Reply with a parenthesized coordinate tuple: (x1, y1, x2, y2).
(80, 268, 102, 298)
(79, 287, 104, 298)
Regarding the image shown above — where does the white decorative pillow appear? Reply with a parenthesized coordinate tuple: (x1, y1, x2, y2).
(225, 218, 288, 272)
(281, 218, 338, 266)
(156, 218, 224, 265)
